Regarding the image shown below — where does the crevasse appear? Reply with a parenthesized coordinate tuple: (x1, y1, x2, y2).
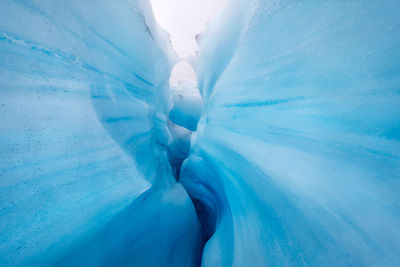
(1, 0, 400, 266)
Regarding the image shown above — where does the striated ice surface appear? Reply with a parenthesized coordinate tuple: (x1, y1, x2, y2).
(0, 0, 201, 266)
(1, 0, 400, 266)
(186, 0, 400, 266)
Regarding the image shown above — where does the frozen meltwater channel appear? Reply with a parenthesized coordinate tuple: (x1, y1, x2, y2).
(149, 0, 225, 255)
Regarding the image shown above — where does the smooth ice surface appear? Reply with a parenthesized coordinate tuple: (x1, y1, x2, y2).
(184, 0, 400, 265)
(0, 0, 201, 266)
(169, 80, 203, 132)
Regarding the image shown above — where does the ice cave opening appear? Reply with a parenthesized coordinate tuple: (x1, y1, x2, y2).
(167, 61, 202, 177)
(150, 0, 224, 258)
(164, 34, 214, 265)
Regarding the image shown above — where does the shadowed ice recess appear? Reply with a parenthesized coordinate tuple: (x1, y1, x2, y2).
(1, 0, 400, 266)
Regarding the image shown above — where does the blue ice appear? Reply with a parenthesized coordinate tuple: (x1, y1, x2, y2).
(1, 0, 400, 266)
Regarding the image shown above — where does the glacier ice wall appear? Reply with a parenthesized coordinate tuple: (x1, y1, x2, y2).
(1, 0, 400, 266)
(0, 0, 201, 266)
(184, 0, 400, 266)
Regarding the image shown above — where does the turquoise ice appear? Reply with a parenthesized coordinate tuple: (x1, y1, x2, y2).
(1, 0, 400, 266)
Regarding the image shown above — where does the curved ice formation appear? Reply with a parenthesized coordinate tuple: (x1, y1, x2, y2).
(1, 0, 400, 266)
(0, 0, 201, 266)
(169, 79, 203, 132)
(186, 0, 400, 265)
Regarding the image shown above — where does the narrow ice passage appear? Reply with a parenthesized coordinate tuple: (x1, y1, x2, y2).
(1, 0, 400, 266)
